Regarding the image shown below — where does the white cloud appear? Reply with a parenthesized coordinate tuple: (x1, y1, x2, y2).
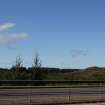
(0, 22, 29, 44)
(0, 23, 15, 31)
(0, 33, 29, 44)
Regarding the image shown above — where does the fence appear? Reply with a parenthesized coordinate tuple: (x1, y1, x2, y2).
(0, 80, 105, 86)
(0, 80, 105, 104)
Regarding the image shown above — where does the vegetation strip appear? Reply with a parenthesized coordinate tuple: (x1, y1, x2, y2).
(0, 85, 105, 89)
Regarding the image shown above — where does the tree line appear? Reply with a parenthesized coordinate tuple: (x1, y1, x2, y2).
(0, 53, 79, 81)
(0, 53, 105, 84)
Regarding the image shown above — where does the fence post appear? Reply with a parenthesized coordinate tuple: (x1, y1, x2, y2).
(69, 87, 70, 104)
(30, 88, 32, 105)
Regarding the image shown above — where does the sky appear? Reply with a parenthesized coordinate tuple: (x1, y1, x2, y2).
(0, 0, 105, 68)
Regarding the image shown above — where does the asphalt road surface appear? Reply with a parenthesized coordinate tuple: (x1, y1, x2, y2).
(0, 87, 105, 104)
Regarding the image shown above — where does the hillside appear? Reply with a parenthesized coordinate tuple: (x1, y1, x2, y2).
(44, 66, 105, 80)
(0, 66, 105, 80)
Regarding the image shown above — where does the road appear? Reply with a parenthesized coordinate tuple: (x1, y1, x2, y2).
(0, 87, 105, 104)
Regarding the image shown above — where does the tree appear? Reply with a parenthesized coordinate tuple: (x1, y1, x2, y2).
(32, 52, 41, 69)
(12, 56, 23, 80)
(15, 56, 23, 69)
(32, 52, 42, 80)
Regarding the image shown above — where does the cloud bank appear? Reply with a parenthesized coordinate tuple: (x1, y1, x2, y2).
(0, 23, 29, 44)
(0, 23, 15, 31)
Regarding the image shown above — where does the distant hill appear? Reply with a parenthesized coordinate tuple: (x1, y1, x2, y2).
(42, 66, 105, 80)
(0, 66, 105, 80)
(60, 66, 105, 80)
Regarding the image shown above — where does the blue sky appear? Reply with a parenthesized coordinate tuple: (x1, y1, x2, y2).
(0, 0, 105, 68)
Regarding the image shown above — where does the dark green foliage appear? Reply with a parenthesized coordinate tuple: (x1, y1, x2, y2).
(0, 66, 104, 86)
